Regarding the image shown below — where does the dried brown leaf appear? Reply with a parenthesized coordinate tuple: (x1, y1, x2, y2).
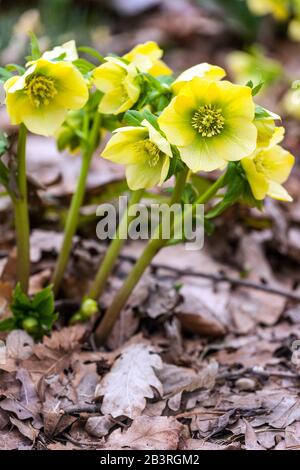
(97, 342, 163, 418)
(106, 416, 184, 450)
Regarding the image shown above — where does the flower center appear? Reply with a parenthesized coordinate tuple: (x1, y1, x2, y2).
(25, 74, 57, 107)
(134, 139, 161, 167)
(191, 104, 225, 137)
(254, 152, 270, 175)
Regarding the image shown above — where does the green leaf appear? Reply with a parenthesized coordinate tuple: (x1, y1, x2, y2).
(251, 81, 264, 96)
(73, 58, 95, 74)
(0, 317, 15, 332)
(204, 218, 215, 235)
(182, 182, 198, 204)
(28, 32, 41, 60)
(5, 64, 26, 75)
(78, 46, 104, 63)
(166, 146, 185, 179)
(206, 164, 245, 219)
(0, 66, 13, 82)
(8, 283, 57, 338)
(123, 110, 144, 126)
(142, 109, 160, 130)
(255, 105, 280, 121)
(0, 159, 9, 189)
(32, 285, 55, 317)
(0, 132, 9, 157)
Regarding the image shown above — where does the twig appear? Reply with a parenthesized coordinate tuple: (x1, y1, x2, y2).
(218, 367, 300, 381)
(62, 433, 101, 448)
(120, 254, 300, 302)
(61, 404, 102, 415)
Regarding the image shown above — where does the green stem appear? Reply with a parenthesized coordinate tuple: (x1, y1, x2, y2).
(13, 124, 30, 293)
(196, 173, 226, 204)
(52, 112, 101, 295)
(88, 189, 144, 300)
(94, 168, 189, 345)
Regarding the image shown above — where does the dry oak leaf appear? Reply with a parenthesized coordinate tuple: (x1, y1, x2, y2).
(106, 416, 184, 450)
(6, 330, 34, 360)
(96, 342, 163, 418)
(85, 415, 115, 438)
(0, 428, 31, 450)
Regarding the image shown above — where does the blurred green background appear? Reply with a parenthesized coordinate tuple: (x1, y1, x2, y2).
(1, 0, 300, 119)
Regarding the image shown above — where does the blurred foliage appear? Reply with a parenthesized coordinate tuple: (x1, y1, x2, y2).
(0, 0, 109, 54)
(198, 0, 261, 40)
(227, 45, 283, 87)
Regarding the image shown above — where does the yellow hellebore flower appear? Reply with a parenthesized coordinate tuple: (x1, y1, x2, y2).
(123, 41, 172, 77)
(288, 18, 300, 41)
(4, 58, 88, 136)
(101, 119, 172, 190)
(158, 77, 257, 172)
(241, 129, 294, 201)
(283, 88, 300, 119)
(247, 0, 290, 20)
(172, 63, 226, 94)
(93, 57, 140, 115)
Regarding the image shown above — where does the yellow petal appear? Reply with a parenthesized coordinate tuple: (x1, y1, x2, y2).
(123, 65, 140, 101)
(52, 61, 89, 109)
(266, 126, 285, 148)
(178, 136, 226, 172)
(141, 119, 172, 157)
(42, 40, 78, 62)
(124, 41, 162, 62)
(180, 78, 216, 105)
(126, 156, 169, 190)
(98, 87, 133, 115)
(219, 81, 255, 120)
(172, 63, 226, 94)
(241, 157, 268, 200)
(158, 95, 196, 146)
(22, 103, 68, 136)
(267, 180, 293, 201)
(259, 145, 295, 183)
(102, 127, 148, 164)
(220, 118, 258, 160)
(4, 77, 28, 124)
(93, 62, 126, 92)
(149, 60, 172, 77)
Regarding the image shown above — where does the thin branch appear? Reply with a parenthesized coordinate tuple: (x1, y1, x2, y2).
(61, 404, 102, 415)
(120, 254, 300, 302)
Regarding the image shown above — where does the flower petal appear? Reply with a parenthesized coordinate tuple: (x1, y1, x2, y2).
(158, 95, 196, 146)
(93, 62, 126, 93)
(267, 180, 292, 201)
(260, 145, 295, 183)
(218, 118, 257, 161)
(172, 63, 226, 94)
(102, 127, 148, 164)
(141, 119, 172, 157)
(219, 81, 255, 120)
(241, 157, 268, 200)
(178, 136, 226, 172)
(22, 103, 68, 136)
(50, 61, 88, 109)
(126, 157, 168, 190)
